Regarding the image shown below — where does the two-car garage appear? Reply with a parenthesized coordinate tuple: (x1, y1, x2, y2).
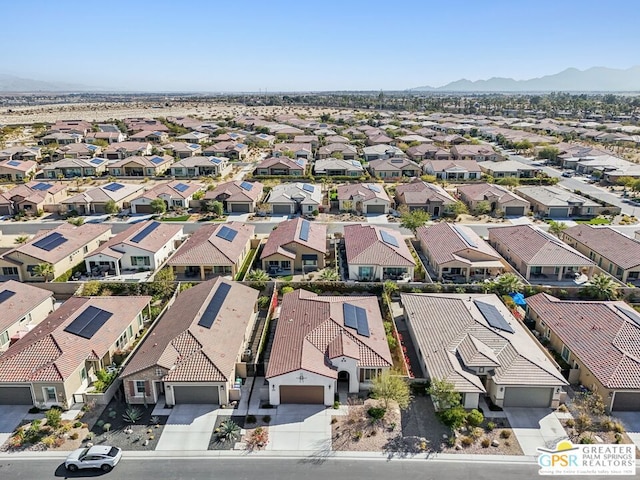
(279, 386, 324, 404)
(172, 385, 220, 405)
(0, 386, 33, 405)
(502, 386, 554, 408)
(611, 392, 640, 411)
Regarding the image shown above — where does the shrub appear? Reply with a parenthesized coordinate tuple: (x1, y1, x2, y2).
(331, 418, 338, 424)
(576, 413, 592, 433)
(470, 427, 483, 439)
(481, 438, 491, 448)
(579, 434, 595, 444)
(460, 436, 473, 447)
(28, 406, 41, 414)
(353, 430, 363, 441)
(467, 409, 484, 427)
(217, 420, 241, 442)
(500, 430, 512, 439)
(333, 401, 340, 409)
(257, 296, 270, 309)
(122, 406, 143, 424)
(565, 418, 575, 428)
(73, 421, 83, 428)
(70, 432, 79, 440)
(438, 406, 467, 429)
(280, 286, 294, 295)
(103, 423, 111, 433)
(54, 437, 65, 448)
(42, 435, 56, 448)
(486, 421, 496, 431)
(367, 407, 386, 421)
(246, 415, 256, 424)
(613, 422, 625, 434)
(45, 408, 62, 429)
(600, 418, 615, 431)
(262, 415, 271, 424)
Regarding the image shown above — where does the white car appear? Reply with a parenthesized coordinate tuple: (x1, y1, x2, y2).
(65, 445, 122, 472)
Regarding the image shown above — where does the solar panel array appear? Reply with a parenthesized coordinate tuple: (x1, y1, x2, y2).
(64, 306, 113, 339)
(367, 184, 381, 193)
(104, 183, 124, 192)
(342, 303, 370, 337)
(198, 282, 232, 329)
(216, 226, 238, 242)
(474, 300, 515, 334)
(33, 232, 68, 251)
(150, 157, 164, 165)
(239, 181, 253, 191)
(32, 182, 53, 191)
(0, 290, 16, 303)
(210, 157, 222, 164)
(302, 184, 314, 193)
(380, 230, 399, 248)
(453, 225, 478, 248)
(130, 221, 161, 244)
(296, 159, 305, 167)
(299, 219, 310, 241)
(174, 183, 189, 193)
(90, 158, 104, 165)
(7, 160, 21, 167)
(390, 159, 404, 163)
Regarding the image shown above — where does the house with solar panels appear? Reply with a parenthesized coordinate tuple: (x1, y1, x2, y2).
(52, 143, 102, 160)
(203, 141, 248, 160)
(343, 224, 415, 281)
(130, 181, 204, 214)
(203, 180, 264, 213)
(121, 278, 259, 406)
(0, 181, 68, 215)
(84, 220, 183, 277)
(62, 182, 146, 214)
(169, 155, 231, 178)
(128, 130, 169, 144)
(0, 223, 111, 282)
(394, 179, 456, 217)
(266, 289, 392, 405)
(161, 142, 202, 159)
(317, 143, 359, 161)
(271, 143, 313, 160)
(0, 159, 38, 181)
(107, 155, 173, 177)
(255, 156, 306, 176)
(176, 131, 209, 144)
(43, 157, 108, 179)
(103, 141, 152, 160)
(314, 158, 364, 177)
(401, 293, 567, 409)
(264, 182, 322, 215)
(367, 157, 421, 178)
(0, 280, 54, 353)
(168, 222, 255, 280)
(260, 217, 327, 275)
(0, 295, 151, 408)
(336, 183, 391, 214)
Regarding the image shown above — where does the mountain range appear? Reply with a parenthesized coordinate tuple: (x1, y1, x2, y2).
(412, 66, 640, 92)
(0, 74, 95, 92)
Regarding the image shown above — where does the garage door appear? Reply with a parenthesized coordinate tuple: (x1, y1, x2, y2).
(173, 385, 219, 404)
(279, 385, 324, 404)
(504, 206, 525, 216)
(548, 207, 570, 218)
(366, 204, 386, 214)
(272, 205, 291, 215)
(0, 386, 33, 405)
(230, 203, 250, 213)
(134, 204, 154, 214)
(503, 387, 553, 408)
(612, 392, 640, 411)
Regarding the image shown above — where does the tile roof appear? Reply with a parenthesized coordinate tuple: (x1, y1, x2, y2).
(171, 155, 229, 168)
(527, 293, 640, 389)
(257, 156, 306, 170)
(261, 217, 327, 259)
(204, 180, 264, 203)
(122, 279, 258, 382)
(368, 157, 420, 172)
(109, 155, 173, 169)
(401, 293, 567, 393)
(344, 224, 415, 266)
(457, 182, 529, 206)
(515, 186, 600, 208)
(395, 180, 456, 206)
(488, 224, 594, 267)
(423, 160, 482, 173)
(416, 223, 502, 266)
(0, 159, 37, 172)
(266, 183, 323, 205)
(0, 280, 53, 334)
(266, 290, 392, 379)
(133, 181, 203, 201)
(336, 183, 390, 203)
(0, 296, 151, 383)
(88, 220, 182, 258)
(62, 183, 145, 204)
(562, 225, 640, 270)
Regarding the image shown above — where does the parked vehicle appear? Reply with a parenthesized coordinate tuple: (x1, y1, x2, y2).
(65, 446, 123, 472)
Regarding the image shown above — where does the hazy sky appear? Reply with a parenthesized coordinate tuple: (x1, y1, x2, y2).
(1, 0, 638, 91)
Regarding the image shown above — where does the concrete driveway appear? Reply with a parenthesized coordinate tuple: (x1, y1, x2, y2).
(613, 412, 640, 449)
(365, 214, 388, 224)
(0, 405, 30, 445)
(505, 407, 567, 456)
(156, 404, 219, 451)
(266, 405, 332, 452)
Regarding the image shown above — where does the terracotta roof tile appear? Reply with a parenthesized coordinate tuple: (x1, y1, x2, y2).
(261, 217, 327, 259)
(563, 225, 640, 270)
(344, 224, 415, 267)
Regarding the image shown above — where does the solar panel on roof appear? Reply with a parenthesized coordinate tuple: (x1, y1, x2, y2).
(64, 306, 113, 339)
(216, 226, 238, 242)
(174, 183, 189, 193)
(475, 300, 515, 334)
(198, 282, 232, 329)
(390, 159, 404, 163)
(296, 159, 304, 167)
(343, 303, 358, 329)
(150, 157, 164, 165)
(239, 181, 253, 191)
(367, 184, 381, 193)
(618, 307, 640, 327)
(0, 290, 16, 303)
(380, 230, 399, 248)
(90, 158, 104, 165)
(343, 303, 370, 337)
(453, 225, 478, 248)
(33, 232, 68, 251)
(210, 157, 222, 164)
(7, 160, 21, 167)
(299, 219, 310, 241)
(236, 143, 245, 148)
(32, 182, 53, 191)
(302, 184, 314, 193)
(130, 221, 161, 244)
(104, 183, 124, 192)
(355, 305, 370, 337)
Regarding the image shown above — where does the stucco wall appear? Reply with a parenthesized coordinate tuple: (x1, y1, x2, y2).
(268, 369, 335, 406)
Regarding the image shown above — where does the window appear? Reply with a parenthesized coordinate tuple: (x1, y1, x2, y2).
(83, 246, 88, 254)
(0, 330, 9, 346)
(116, 331, 128, 350)
(561, 345, 570, 362)
(478, 367, 485, 374)
(80, 367, 87, 382)
(43, 387, 56, 402)
(131, 256, 151, 267)
(2, 267, 18, 276)
(127, 325, 133, 338)
(137, 313, 144, 327)
(134, 381, 146, 396)
(360, 368, 383, 381)
(155, 368, 164, 377)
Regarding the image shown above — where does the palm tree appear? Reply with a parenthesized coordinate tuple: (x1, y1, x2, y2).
(584, 274, 619, 300)
(318, 269, 339, 281)
(548, 220, 568, 237)
(245, 269, 270, 282)
(32, 262, 54, 282)
(14, 235, 29, 245)
(491, 273, 523, 296)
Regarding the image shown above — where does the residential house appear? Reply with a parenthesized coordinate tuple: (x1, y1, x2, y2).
(49, 120, 92, 135)
(336, 183, 391, 214)
(40, 132, 82, 145)
(248, 132, 276, 145)
(477, 160, 540, 179)
(368, 157, 421, 178)
(103, 142, 152, 160)
(0, 146, 41, 162)
(397, 134, 433, 144)
(324, 135, 350, 144)
(170, 156, 231, 178)
(0, 295, 151, 407)
(260, 217, 327, 275)
(527, 293, 640, 411)
(176, 132, 209, 144)
(0, 181, 68, 215)
(255, 156, 306, 176)
(266, 289, 392, 405)
(294, 135, 319, 149)
(317, 143, 358, 160)
(0, 281, 55, 352)
(52, 143, 101, 160)
(422, 160, 481, 180)
(314, 158, 364, 177)
(416, 223, 506, 282)
(272, 143, 313, 160)
(130, 181, 204, 213)
(515, 186, 617, 218)
(395, 180, 456, 217)
(343, 224, 415, 281)
(401, 293, 567, 408)
(265, 183, 322, 215)
(61, 182, 146, 214)
(457, 183, 530, 217)
(362, 145, 404, 162)
(85, 131, 125, 144)
(125, 118, 169, 133)
(168, 222, 254, 280)
(42, 157, 108, 179)
(451, 145, 501, 161)
(0, 223, 111, 282)
(121, 279, 258, 406)
(406, 145, 450, 162)
(203, 141, 248, 160)
(107, 155, 173, 177)
(84, 221, 183, 277)
(560, 225, 640, 284)
(367, 133, 395, 145)
(128, 131, 169, 143)
(203, 180, 264, 214)
(162, 142, 202, 159)
(0, 160, 38, 182)
(488, 224, 595, 281)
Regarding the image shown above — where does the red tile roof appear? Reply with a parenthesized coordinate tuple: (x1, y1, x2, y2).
(204, 180, 264, 203)
(89, 220, 182, 258)
(344, 224, 415, 266)
(0, 280, 53, 334)
(416, 222, 502, 265)
(261, 217, 327, 259)
(563, 225, 640, 270)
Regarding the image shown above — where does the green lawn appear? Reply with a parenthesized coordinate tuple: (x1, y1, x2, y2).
(575, 217, 611, 225)
(161, 215, 191, 222)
